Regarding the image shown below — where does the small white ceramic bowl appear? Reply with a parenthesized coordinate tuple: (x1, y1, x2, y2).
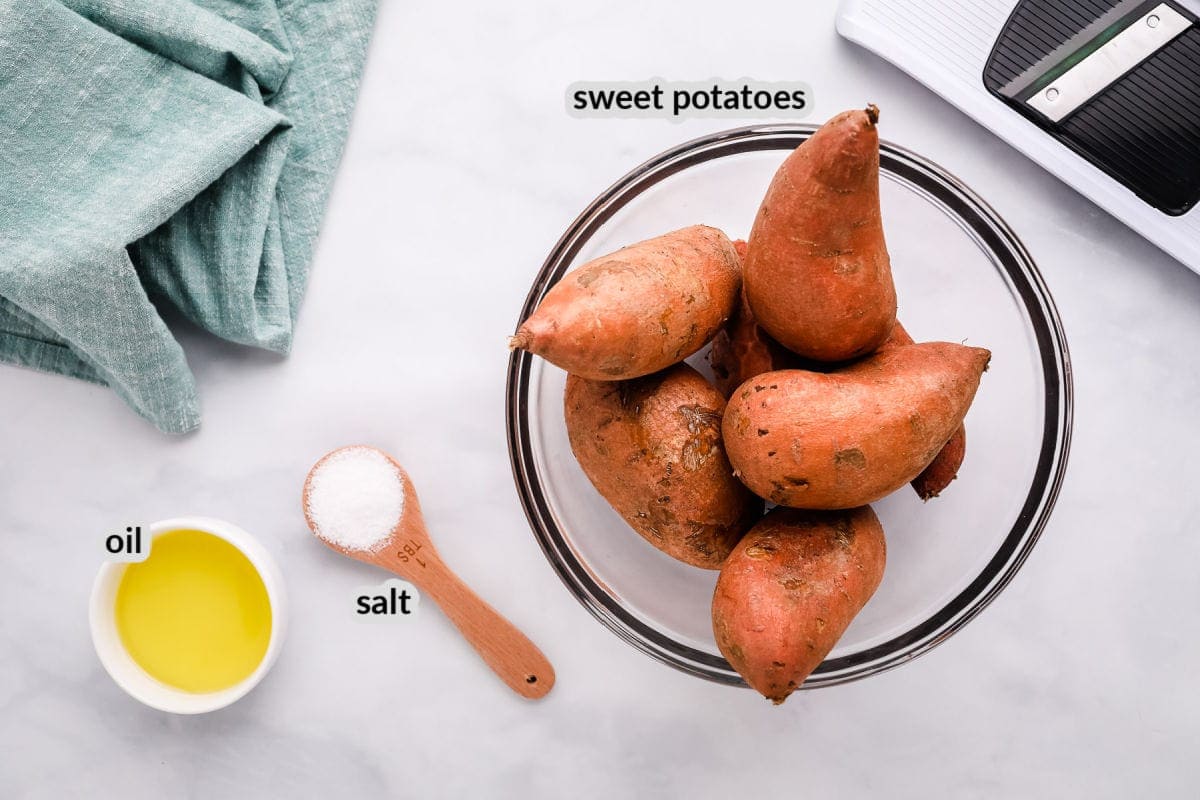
(90, 516, 288, 714)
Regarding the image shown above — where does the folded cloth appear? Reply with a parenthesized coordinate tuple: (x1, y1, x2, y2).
(0, 0, 378, 432)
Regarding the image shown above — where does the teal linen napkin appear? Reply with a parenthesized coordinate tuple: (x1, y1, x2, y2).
(0, 0, 377, 433)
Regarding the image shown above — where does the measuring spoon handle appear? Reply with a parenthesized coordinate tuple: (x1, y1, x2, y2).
(417, 562, 556, 699)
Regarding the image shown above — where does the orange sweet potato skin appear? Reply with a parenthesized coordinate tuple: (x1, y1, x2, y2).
(744, 106, 897, 362)
(712, 506, 886, 703)
(513, 225, 740, 380)
(709, 243, 822, 397)
(881, 323, 969, 499)
(564, 363, 762, 569)
(709, 291, 790, 398)
(722, 343, 990, 509)
(912, 426, 966, 500)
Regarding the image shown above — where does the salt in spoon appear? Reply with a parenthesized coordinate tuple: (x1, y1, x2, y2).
(303, 445, 554, 699)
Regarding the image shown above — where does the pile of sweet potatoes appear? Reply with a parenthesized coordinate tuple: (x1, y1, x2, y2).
(511, 105, 990, 703)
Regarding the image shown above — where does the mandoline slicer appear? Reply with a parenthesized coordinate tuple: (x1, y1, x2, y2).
(837, 0, 1200, 274)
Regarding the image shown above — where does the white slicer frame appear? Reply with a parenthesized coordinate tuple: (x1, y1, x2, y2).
(836, 0, 1200, 275)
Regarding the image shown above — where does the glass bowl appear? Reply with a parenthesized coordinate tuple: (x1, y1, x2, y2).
(506, 125, 1073, 688)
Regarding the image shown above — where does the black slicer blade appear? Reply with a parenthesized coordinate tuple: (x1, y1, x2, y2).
(984, 0, 1200, 215)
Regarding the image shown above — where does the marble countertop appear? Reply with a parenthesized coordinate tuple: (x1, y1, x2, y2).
(3, 1, 1198, 797)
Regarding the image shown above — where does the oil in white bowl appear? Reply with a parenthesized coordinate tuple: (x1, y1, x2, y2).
(114, 529, 272, 693)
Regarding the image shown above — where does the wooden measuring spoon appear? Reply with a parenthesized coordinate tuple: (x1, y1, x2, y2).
(302, 446, 554, 699)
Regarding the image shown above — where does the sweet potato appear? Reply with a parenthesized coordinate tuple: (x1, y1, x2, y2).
(912, 426, 966, 500)
(712, 506, 886, 703)
(713, 311, 971, 496)
(722, 342, 990, 509)
(709, 242, 811, 397)
(880, 323, 969, 500)
(744, 105, 897, 362)
(511, 225, 741, 380)
(564, 363, 762, 568)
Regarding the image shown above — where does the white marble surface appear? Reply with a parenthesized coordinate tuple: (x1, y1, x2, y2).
(3, 1, 1199, 797)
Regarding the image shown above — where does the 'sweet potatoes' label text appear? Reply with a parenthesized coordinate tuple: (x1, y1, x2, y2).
(567, 80, 812, 120)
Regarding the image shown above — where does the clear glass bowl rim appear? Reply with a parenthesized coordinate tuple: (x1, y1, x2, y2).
(506, 124, 1074, 688)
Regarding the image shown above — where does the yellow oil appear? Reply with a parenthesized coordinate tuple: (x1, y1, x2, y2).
(115, 529, 272, 693)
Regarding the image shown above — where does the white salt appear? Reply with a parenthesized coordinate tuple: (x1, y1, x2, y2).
(306, 447, 405, 551)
